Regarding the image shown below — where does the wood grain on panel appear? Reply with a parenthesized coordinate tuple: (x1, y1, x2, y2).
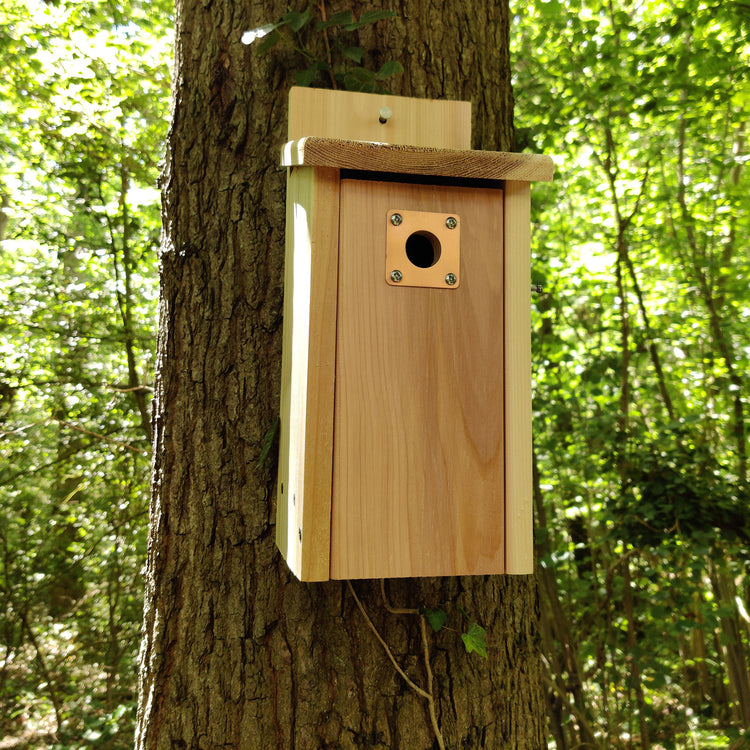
(503, 182, 534, 574)
(282, 137, 555, 183)
(287, 87, 471, 149)
(330, 179, 505, 579)
(276, 166, 340, 581)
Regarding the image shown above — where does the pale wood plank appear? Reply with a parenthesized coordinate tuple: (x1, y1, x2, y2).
(287, 86, 471, 148)
(276, 166, 340, 581)
(330, 179, 505, 579)
(281, 137, 554, 183)
(503, 181, 534, 574)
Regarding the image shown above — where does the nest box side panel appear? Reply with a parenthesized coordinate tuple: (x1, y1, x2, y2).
(276, 166, 340, 581)
(287, 87, 471, 149)
(503, 181, 534, 574)
(330, 179, 505, 579)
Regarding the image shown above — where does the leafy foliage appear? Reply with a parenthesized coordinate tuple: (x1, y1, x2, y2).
(514, 0, 750, 745)
(242, 7, 403, 92)
(617, 424, 750, 547)
(0, 0, 170, 744)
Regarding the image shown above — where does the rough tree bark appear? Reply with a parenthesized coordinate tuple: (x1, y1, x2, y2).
(135, 1, 547, 748)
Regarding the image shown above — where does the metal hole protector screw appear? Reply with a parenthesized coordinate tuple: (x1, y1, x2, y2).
(390, 269, 403, 283)
(445, 216, 458, 229)
(445, 273, 457, 286)
(390, 213, 403, 226)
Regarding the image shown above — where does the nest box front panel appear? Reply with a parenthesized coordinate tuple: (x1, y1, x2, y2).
(330, 178, 505, 579)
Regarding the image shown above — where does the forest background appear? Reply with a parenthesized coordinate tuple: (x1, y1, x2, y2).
(0, 0, 748, 748)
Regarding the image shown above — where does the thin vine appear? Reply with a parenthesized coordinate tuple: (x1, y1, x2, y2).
(347, 580, 490, 749)
(347, 580, 446, 749)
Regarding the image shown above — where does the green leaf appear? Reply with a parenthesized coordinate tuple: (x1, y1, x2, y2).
(255, 28, 282, 55)
(241, 24, 277, 45)
(359, 9, 397, 24)
(538, 0, 561, 17)
(344, 9, 397, 30)
(375, 60, 404, 79)
(461, 623, 488, 658)
(281, 9, 312, 32)
(294, 68, 317, 87)
(341, 46, 364, 63)
(316, 10, 354, 30)
(294, 60, 328, 87)
(343, 67, 377, 93)
(419, 607, 447, 633)
(256, 415, 279, 467)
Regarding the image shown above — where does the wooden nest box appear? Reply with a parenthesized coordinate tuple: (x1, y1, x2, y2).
(276, 87, 553, 581)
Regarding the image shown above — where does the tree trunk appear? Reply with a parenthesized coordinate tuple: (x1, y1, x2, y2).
(135, 1, 546, 748)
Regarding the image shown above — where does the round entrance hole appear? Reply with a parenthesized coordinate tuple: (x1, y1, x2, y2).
(405, 231, 441, 269)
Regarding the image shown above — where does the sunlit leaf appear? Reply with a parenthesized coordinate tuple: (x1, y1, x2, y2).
(461, 623, 488, 658)
(241, 23, 276, 45)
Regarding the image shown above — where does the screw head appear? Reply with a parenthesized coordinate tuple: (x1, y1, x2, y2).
(390, 213, 403, 226)
(445, 216, 458, 229)
(390, 269, 403, 283)
(445, 273, 457, 286)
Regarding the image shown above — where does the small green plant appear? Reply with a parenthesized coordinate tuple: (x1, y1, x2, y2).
(461, 622, 489, 658)
(420, 605, 489, 658)
(347, 582, 490, 750)
(242, 7, 403, 92)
